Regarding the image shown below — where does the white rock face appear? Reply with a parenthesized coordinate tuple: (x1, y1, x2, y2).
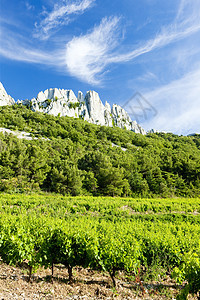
(6, 83, 146, 134)
(131, 121, 146, 135)
(104, 101, 113, 127)
(0, 127, 49, 140)
(148, 129, 159, 134)
(112, 104, 132, 129)
(0, 82, 15, 106)
(85, 91, 106, 125)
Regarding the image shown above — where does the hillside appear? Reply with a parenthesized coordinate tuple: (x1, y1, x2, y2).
(0, 104, 200, 197)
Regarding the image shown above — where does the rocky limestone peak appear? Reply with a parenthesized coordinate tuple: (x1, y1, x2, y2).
(85, 91, 106, 125)
(0, 82, 15, 106)
(1, 83, 146, 134)
(111, 104, 132, 130)
(105, 101, 111, 113)
(103, 101, 112, 126)
(67, 90, 77, 102)
(131, 121, 146, 134)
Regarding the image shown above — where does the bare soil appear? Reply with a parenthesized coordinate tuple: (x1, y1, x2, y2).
(0, 262, 198, 300)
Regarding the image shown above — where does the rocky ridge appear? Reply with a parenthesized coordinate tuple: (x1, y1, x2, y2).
(0, 82, 146, 134)
(0, 82, 15, 106)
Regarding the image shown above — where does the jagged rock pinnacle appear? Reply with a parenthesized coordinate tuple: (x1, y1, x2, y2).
(0, 82, 15, 106)
(1, 82, 146, 134)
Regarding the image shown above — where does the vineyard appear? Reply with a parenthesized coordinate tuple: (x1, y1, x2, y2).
(0, 194, 200, 299)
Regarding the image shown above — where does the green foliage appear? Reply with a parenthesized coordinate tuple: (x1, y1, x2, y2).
(0, 105, 200, 196)
(172, 251, 200, 299)
(98, 222, 141, 286)
(0, 194, 199, 289)
(68, 102, 80, 109)
(45, 99, 52, 106)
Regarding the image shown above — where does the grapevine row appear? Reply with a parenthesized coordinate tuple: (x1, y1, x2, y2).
(0, 212, 199, 287)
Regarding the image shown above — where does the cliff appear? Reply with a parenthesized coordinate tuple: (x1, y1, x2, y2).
(1, 82, 146, 134)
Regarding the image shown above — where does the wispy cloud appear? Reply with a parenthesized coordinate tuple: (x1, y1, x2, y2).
(137, 72, 159, 82)
(0, 16, 21, 28)
(0, 27, 64, 67)
(108, 0, 200, 63)
(142, 67, 200, 135)
(0, 0, 95, 67)
(65, 16, 120, 84)
(0, 0, 200, 89)
(108, 22, 200, 63)
(175, 0, 200, 25)
(64, 0, 200, 84)
(34, 0, 95, 40)
(25, 2, 35, 11)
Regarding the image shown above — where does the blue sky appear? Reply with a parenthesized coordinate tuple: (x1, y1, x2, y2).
(0, 0, 200, 134)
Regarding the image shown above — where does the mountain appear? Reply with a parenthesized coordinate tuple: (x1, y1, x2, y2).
(0, 82, 15, 106)
(16, 86, 146, 134)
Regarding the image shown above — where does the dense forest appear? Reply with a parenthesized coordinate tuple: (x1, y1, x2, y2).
(0, 104, 200, 197)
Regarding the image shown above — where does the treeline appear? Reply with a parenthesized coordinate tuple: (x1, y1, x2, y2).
(0, 105, 200, 197)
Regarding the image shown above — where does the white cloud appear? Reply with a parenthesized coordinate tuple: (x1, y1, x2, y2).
(108, 23, 200, 64)
(65, 16, 120, 84)
(176, 0, 200, 25)
(34, 0, 95, 40)
(137, 72, 159, 82)
(25, 2, 34, 11)
(108, 0, 200, 63)
(1, 0, 200, 92)
(0, 28, 64, 67)
(0, 16, 21, 28)
(0, 0, 95, 67)
(64, 0, 200, 84)
(142, 67, 200, 135)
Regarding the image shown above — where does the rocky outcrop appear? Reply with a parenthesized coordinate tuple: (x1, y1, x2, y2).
(0, 82, 146, 134)
(0, 82, 15, 106)
(111, 104, 146, 134)
(85, 91, 105, 125)
(19, 87, 146, 134)
(0, 127, 49, 140)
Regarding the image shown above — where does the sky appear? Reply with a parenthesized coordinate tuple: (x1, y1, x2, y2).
(0, 0, 200, 135)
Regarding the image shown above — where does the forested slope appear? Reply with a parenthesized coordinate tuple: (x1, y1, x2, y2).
(0, 105, 200, 197)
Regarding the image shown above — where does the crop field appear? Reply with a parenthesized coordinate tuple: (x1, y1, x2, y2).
(0, 194, 199, 299)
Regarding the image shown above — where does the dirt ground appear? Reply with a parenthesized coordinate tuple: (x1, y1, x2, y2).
(0, 262, 198, 300)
